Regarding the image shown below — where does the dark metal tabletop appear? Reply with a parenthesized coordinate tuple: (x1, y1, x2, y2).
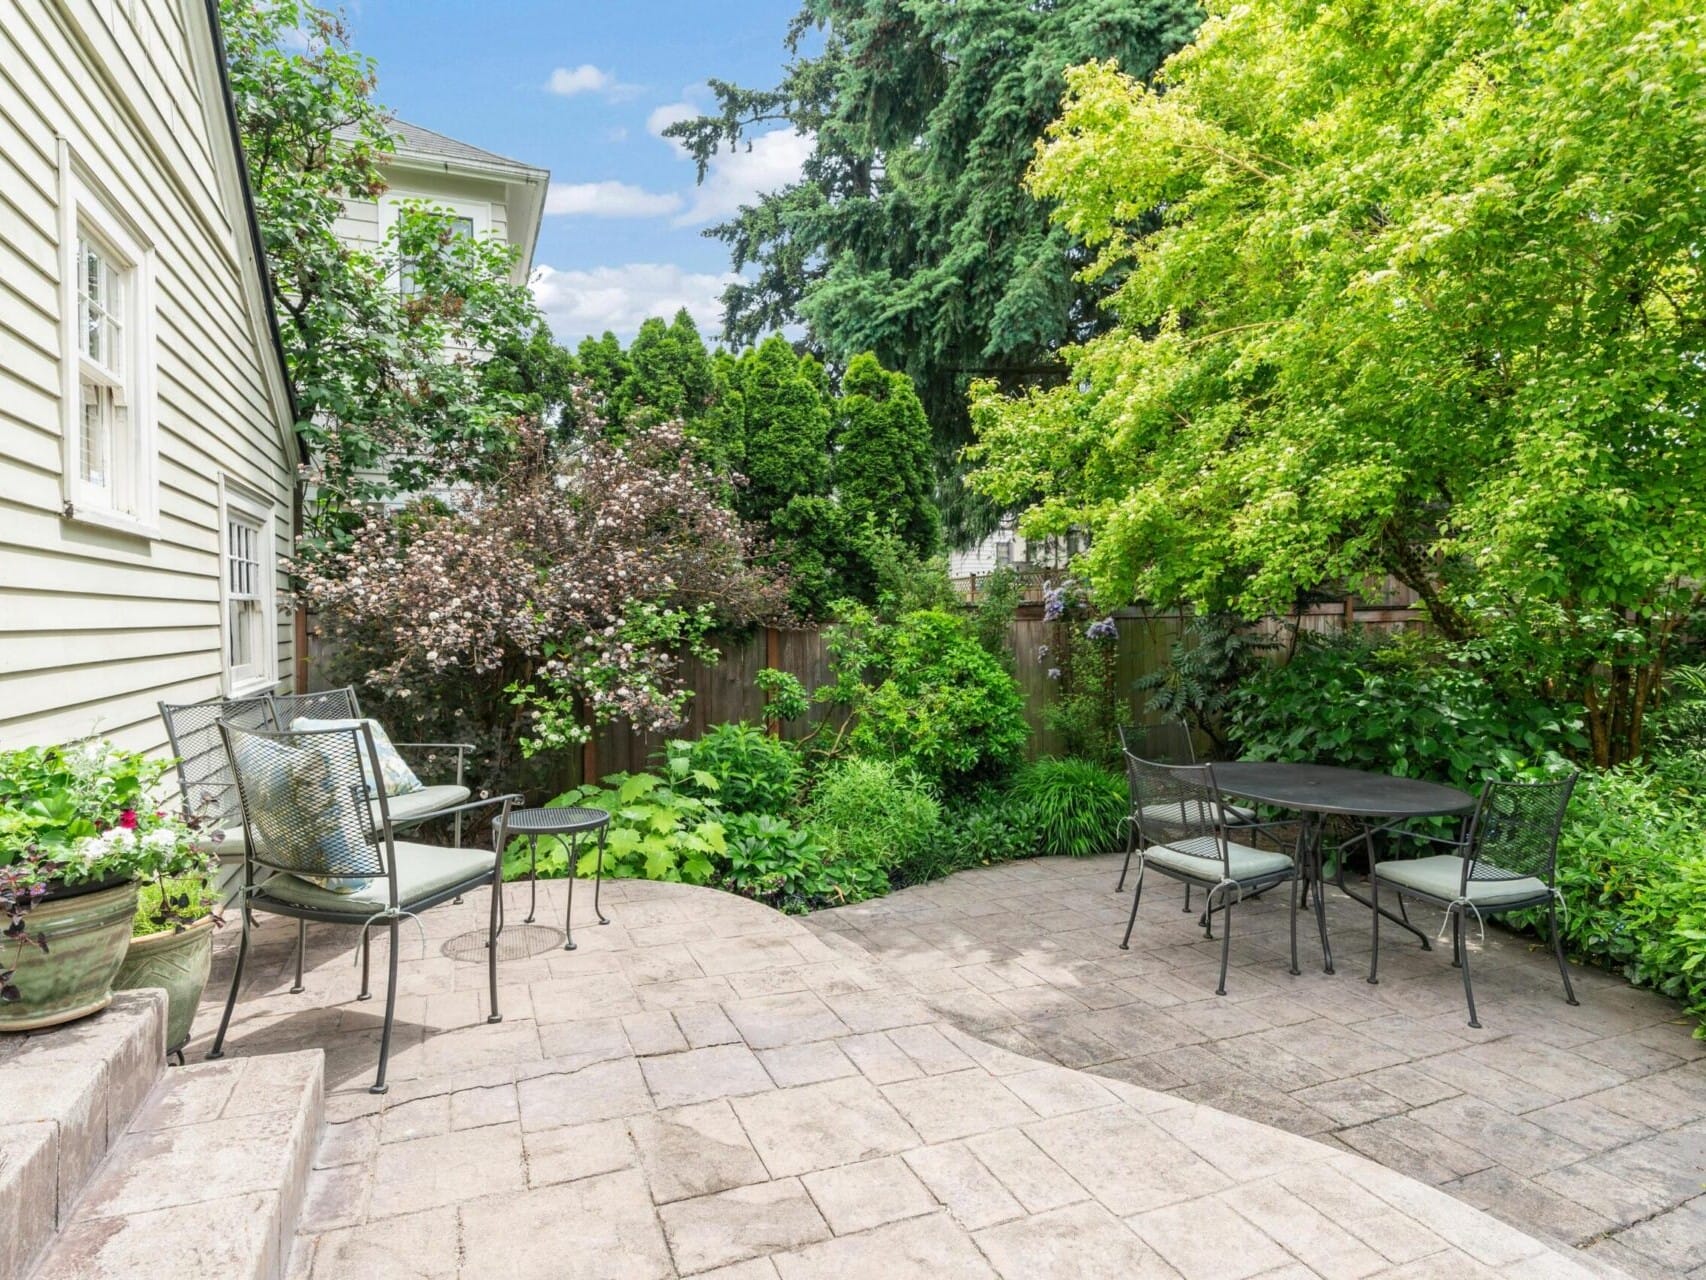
(1210, 762, 1474, 819)
(500, 805, 610, 835)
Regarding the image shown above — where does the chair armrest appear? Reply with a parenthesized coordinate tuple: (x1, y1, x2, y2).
(391, 741, 478, 752)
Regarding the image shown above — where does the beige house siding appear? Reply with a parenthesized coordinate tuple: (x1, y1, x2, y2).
(338, 168, 525, 282)
(0, 0, 296, 753)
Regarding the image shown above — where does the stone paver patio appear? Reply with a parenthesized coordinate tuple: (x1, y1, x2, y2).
(807, 855, 1706, 1280)
(182, 869, 1689, 1279)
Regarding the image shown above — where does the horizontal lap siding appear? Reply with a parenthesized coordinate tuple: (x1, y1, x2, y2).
(0, 0, 295, 755)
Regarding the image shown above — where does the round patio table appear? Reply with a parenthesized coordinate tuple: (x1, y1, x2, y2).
(495, 806, 611, 951)
(1210, 762, 1474, 975)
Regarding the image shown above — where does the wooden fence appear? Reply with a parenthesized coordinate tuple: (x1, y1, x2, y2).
(308, 592, 1427, 788)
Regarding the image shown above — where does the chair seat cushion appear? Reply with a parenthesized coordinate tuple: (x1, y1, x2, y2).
(257, 841, 494, 915)
(1372, 855, 1549, 907)
(1144, 837, 1293, 884)
(377, 784, 472, 826)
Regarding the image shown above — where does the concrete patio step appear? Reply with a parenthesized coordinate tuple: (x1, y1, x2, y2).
(27, 1048, 325, 1280)
(3, 989, 167, 1279)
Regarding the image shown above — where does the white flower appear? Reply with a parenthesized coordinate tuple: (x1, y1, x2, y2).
(144, 828, 179, 851)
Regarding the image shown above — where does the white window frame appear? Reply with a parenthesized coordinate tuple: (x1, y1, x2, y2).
(218, 479, 279, 697)
(57, 141, 158, 536)
(381, 193, 491, 296)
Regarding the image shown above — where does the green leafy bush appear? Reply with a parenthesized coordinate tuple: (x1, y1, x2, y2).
(1524, 752, 1706, 1034)
(504, 772, 726, 885)
(1008, 758, 1127, 858)
(1231, 633, 1585, 794)
(941, 785, 1043, 871)
(666, 723, 800, 816)
(805, 757, 945, 887)
(721, 812, 881, 912)
(824, 606, 1029, 786)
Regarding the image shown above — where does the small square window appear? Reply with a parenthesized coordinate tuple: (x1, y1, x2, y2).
(399, 214, 476, 298)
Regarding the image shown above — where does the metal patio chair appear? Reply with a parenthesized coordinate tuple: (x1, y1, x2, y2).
(159, 694, 280, 853)
(1119, 753, 1302, 995)
(1367, 775, 1579, 1028)
(1115, 722, 1259, 897)
(269, 687, 475, 840)
(208, 720, 518, 1093)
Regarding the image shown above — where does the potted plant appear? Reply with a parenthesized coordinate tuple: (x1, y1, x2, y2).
(113, 822, 223, 1060)
(0, 741, 208, 1033)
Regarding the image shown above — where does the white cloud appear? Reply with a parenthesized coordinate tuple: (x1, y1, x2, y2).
(545, 64, 640, 101)
(530, 262, 737, 342)
(545, 181, 682, 219)
(673, 128, 813, 226)
(647, 100, 699, 145)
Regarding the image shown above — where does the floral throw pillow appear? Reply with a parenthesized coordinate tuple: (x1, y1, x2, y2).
(289, 716, 424, 798)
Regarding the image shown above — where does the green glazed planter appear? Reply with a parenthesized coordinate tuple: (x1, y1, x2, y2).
(0, 878, 139, 1032)
(114, 915, 215, 1055)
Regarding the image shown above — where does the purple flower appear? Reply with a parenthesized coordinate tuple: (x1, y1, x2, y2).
(1086, 616, 1118, 642)
(1046, 667, 1062, 681)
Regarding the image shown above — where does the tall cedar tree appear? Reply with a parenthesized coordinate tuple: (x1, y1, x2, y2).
(835, 353, 938, 556)
(668, 0, 1202, 541)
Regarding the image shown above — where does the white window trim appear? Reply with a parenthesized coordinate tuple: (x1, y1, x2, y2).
(218, 478, 280, 697)
(380, 193, 491, 294)
(57, 140, 159, 538)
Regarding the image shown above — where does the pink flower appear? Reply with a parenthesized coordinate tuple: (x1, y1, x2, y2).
(119, 810, 138, 830)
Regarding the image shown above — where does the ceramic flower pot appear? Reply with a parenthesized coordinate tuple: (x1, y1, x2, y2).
(0, 878, 139, 1032)
(114, 915, 216, 1055)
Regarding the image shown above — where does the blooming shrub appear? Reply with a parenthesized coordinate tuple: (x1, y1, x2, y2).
(300, 418, 788, 791)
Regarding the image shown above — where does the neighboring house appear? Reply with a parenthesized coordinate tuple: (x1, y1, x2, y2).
(333, 117, 548, 287)
(948, 517, 1082, 582)
(0, 0, 299, 752)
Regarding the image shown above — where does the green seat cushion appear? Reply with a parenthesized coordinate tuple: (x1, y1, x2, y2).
(257, 841, 494, 915)
(376, 784, 472, 826)
(1372, 854, 1549, 906)
(1144, 837, 1293, 884)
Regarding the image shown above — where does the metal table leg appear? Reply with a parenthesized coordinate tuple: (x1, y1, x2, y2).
(525, 836, 539, 925)
(1302, 814, 1334, 974)
(1333, 821, 1432, 950)
(564, 832, 579, 951)
(592, 825, 609, 926)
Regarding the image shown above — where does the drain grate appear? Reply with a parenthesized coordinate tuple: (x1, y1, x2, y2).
(441, 923, 563, 962)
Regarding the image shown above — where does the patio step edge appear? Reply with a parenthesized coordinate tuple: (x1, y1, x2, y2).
(2, 988, 167, 1280)
(26, 1047, 325, 1280)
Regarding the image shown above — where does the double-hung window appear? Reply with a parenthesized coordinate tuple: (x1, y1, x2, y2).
(221, 484, 278, 694)
(59, 149, 156, 533)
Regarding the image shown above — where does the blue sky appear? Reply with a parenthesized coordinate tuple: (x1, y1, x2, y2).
(343, 0, 808, 345)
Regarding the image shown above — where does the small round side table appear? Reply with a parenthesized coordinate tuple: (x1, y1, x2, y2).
(496, 806, 610, 950)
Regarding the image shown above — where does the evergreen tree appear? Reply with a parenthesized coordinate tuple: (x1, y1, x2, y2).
(615, 310, 716, 427)
(668, 0, 1201, 540)
(834, 352, 938, 556)
(734, 336, 831, 521)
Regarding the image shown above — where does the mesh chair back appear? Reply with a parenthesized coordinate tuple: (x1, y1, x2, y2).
(1123, 752, 1229, 874)
(221, 721, 393, 888)
(159, 695, 277, 830)
(270, 686, 363, 728)
(1118, 721, 1197, 765)
(1465, 775, 1578, 889)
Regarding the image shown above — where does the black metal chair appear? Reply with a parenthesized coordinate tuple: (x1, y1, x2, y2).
(1119, 753, 1302, 995)
(1367, 775, 1579, 1028)
(159, 694, 280, 852)
(208, 720, 517, 1093)
(1114, 722, 1258, 895)
(268, 687, 476, 839)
